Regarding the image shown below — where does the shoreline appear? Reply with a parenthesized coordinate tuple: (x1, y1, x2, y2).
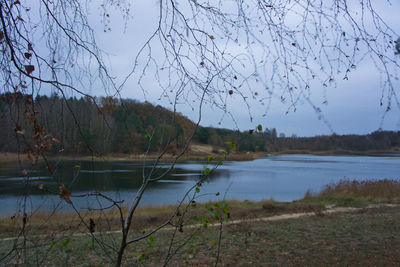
(268, 149, 400, 157)
(1, 149, 399, 164)
(0, 151, 268, 164)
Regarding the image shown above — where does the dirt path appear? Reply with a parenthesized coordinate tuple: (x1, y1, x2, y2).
(185, 203, 398, 229)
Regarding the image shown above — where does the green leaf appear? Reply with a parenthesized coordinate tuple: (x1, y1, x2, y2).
(257, 124, 263, 131)
(61, 238, 70, 248)
(137, 253, 146, 263)
(225, 141, 236, 151)
(193, 216, 201, 221)
(207, 155, 214, 162)
(195, 187, 200, 193)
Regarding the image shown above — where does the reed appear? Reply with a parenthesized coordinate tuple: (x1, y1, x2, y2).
(303, 179, 400, 204)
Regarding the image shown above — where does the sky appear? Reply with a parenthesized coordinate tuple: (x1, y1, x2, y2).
(86, 0, 400, 137)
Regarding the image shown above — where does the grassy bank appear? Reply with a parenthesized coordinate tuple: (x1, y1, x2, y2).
(2, 205, 398, 266)
(302, 179, 400, 205)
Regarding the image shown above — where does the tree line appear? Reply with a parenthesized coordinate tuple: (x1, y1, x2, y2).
(1, 93, 399, 155)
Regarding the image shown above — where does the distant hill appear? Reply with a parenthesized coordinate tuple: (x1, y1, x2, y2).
(1, 93, 399, 156)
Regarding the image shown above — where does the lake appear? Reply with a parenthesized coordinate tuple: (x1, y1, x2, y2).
(1, 154, 400, 216)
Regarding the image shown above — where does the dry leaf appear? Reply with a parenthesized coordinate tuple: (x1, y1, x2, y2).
(24, 65, 34, 75)
(59, 185, 72, 204)
(14, 125, 25, 135)
(47, 164, 54, 172)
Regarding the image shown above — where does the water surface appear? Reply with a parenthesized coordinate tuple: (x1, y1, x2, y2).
(0, 154, 399, 215)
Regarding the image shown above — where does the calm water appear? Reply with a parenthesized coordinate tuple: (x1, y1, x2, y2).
(0, 154, 399, 215)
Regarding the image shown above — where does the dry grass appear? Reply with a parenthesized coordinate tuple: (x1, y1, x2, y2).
(0, 153, 30, 164)
(302, 179, 400, 204)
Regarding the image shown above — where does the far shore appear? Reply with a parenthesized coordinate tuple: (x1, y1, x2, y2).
(1, 148, 399, 165)
(1, 149, 400, 165)
(0, 151, 267, 164)
(268, 149, 400, 156)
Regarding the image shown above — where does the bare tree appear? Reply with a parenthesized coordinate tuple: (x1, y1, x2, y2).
(0, 0, 399, 266)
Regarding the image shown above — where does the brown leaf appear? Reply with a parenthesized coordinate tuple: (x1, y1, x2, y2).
(209, 35, 214, 40)
(25, 111, 35, 123)
(47, 164, 54, 172)
(24, 52, 32, 59)
(24, 65, 34, 75)
(34, 124, 45, 134)
(59, 185, 72, 205)
(46, 142, 53, 151)
(28, 43, 33, 51)
(228, 90, 233, 95)
(0, 31, 3, 40)
(25, 95, 33, 104)
(14, 125, 25, 135)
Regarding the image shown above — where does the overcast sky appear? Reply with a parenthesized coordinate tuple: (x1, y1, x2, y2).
(87, 1, 400, 137)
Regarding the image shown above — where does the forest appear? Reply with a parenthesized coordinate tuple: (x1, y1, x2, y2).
(1, 93, 399, 156)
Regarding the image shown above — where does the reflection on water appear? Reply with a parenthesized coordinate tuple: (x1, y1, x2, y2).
(1, 154, 400, 215)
